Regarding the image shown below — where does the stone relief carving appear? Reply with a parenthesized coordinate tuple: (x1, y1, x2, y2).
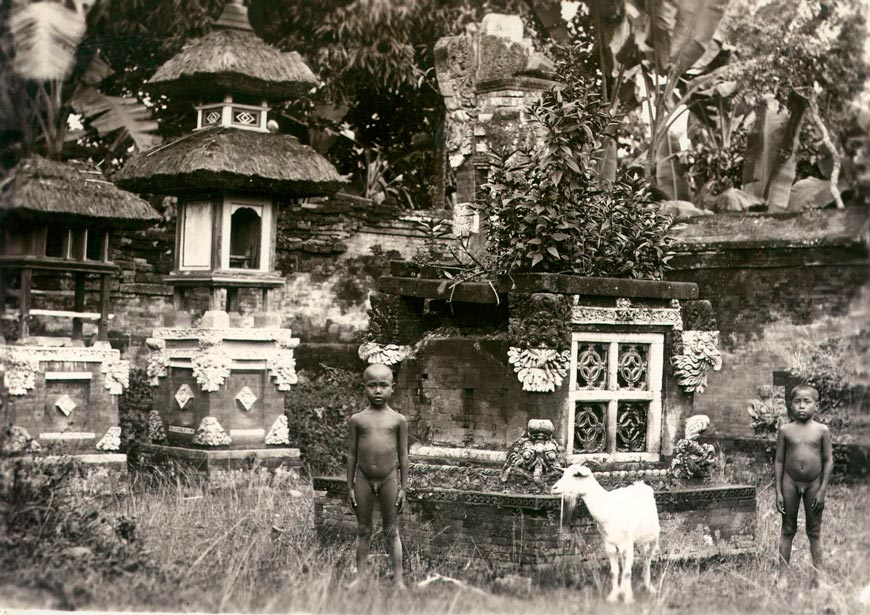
(501, 419, 565, 486)
(148, 410, 166, 443)
(670, 414, 717, 480)
(507, 293, 571, 392)
(571, 302, 684, 330)
(671, 330, 722, 393)
(96, 426, 121, 452)
(434, 32, 477, 169)
(101, 358, 130, 395)
(1, 425, 41, 455)
(191, 336, 231, 393)
(268, 344, 298, 392)
(145, 338, 169, 386)
(265, 415, 290, 446)
(192, 417, 232, 447)
(358, 341, 410, 366)
(506, 347, 571, 393)
(748, 385, 788, 434)
(3, 354, 40, 396)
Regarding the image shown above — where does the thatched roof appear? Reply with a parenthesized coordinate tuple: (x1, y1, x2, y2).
(0, 156, 161, 228)
(112, 127, 347, 197)
(146, 0, 318, 101)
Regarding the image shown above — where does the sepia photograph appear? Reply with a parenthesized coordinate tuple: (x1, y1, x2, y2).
(1, 0, 868, 613)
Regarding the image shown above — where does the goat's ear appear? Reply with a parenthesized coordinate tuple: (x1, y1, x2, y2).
(577, 465, 593, 477)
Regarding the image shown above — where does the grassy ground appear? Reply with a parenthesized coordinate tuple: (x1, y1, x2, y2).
(1, 465, 868, 614)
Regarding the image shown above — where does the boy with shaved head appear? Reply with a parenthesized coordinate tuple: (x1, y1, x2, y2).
(775, 383, 833, 588)
(346, 363, 409, 589)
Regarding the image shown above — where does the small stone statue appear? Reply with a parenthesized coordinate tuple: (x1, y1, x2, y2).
(501, 419, 566, 486)
(670, 414, 717, 480)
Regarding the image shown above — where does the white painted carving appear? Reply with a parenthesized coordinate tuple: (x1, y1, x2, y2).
(671, 331, 722, 394)
(684, 414, 710, 440)
(55, 394, 77, 416)
(174, 384, 194, 409)
(191, 337, 231, 392)
(148, 410, 166, 442)
(4, 354, 39, 396)
(235, 386, 257, 412)
(96, 426, 121, 451)
(268, 348, 298, 391)
(101, 358, 129, 395)
(265, 415, 290, 445)
(358, 341, 409, 366)
(507, 347, 571, 393)
(145, 338, 169, 386)
(192, 417, 232, 447)
(570, 305, 683, 330)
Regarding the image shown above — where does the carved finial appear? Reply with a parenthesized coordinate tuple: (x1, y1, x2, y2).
(684, 414, 710, 440)
(214, 0, 253, 31)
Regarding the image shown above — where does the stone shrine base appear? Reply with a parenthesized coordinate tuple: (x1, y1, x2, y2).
(137, 442, 301, 474)
(0, 452, 127, 497)
(313, 477, 756, 573)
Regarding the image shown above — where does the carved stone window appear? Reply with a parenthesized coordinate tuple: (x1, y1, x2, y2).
(567, 332, 664, 461)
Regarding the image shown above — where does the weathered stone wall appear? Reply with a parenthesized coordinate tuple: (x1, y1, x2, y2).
(313, 477, 756, 571)
(666, 208, 870, 438)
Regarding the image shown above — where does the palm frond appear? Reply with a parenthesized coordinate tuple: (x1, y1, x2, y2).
(8, 1, 89, 81)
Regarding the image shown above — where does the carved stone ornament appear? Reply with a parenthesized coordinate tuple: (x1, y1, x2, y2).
(145, 338, 169, 386)
(192, 417, 232, 447)
(571, 300, 683, 330)
(671, 330, 722, 393)
(96, 426, 121, 452)
(54, 394, 77, 416)
(358, 341, 410, 366)
(670, 414, 716, 480)
(509, 293, 571, 351)
(265, 414, 290, 446)
(501, 419, 566, 485)
(4, 354, 40, 396)
(235, 386, 257, 412)
(506, 347, 571, 393)
(1, 425, 41, 455)
(147, 409, 166, 443)
(101, 358, 130, 395)
(268, 348, 298, 391)
(748, 384, 788, 435)
(191, 337, 231, 393)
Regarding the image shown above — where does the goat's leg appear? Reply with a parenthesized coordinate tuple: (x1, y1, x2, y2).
(604, 542, 620, 604)
(642, 540, 658, 594)
(621, 544, 635, 604)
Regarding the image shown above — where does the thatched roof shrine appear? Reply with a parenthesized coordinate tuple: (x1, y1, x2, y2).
(146, 0, 318, 101)
(112, 127, 346, 196)
(0, 156, 160, 228)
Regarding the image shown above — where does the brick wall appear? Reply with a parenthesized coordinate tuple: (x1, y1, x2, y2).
(666, 208, 870, 438)
(313, 477, 756, 572)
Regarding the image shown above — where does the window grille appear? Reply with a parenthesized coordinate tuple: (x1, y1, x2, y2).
(567, 332, 664, 461)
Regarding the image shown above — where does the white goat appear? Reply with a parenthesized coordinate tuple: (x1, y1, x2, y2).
(551, 463, 660, 604)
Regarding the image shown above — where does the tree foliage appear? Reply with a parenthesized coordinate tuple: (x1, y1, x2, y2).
(478, 69, 672, 279)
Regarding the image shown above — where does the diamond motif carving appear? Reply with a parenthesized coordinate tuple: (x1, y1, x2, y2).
(175, 384, 194, 410)
(55, 394, 77, 416)
(205, 111, 221, 124)
(234, 110, 256, 124)
(235, 386, 257, 412)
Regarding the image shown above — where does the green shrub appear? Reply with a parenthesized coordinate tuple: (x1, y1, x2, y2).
(476, 75, 673, 280)
(285, 368, 361, 476)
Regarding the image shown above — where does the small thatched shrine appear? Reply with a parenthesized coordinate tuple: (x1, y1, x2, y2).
(114, 0, 345, 466)
(0, 155, 159, 455)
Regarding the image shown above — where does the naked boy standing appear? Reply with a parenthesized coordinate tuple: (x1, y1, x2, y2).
(346, 363, 409, 589)
(775, 384, 833, 587)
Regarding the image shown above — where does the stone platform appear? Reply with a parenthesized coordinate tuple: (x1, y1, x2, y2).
(137, 442, 300, 474)
(0, 452, 128, 497)
(313, 476, 756, 573)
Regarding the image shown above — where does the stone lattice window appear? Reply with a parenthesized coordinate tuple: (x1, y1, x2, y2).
(567, 332, 664, 461)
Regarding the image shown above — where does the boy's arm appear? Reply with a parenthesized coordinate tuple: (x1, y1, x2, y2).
(814, 425, 833, 511)
(396, 415, 409, 511)
(774, 426, 786, 514)
(347, 417, 358, 509)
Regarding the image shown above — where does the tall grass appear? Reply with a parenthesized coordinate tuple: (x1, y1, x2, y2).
(2, 464, 868, 614)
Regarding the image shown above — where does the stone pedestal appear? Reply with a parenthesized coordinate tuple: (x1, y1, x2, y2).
(145, 311, 299, 461)
(1, 340, 127, 455)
